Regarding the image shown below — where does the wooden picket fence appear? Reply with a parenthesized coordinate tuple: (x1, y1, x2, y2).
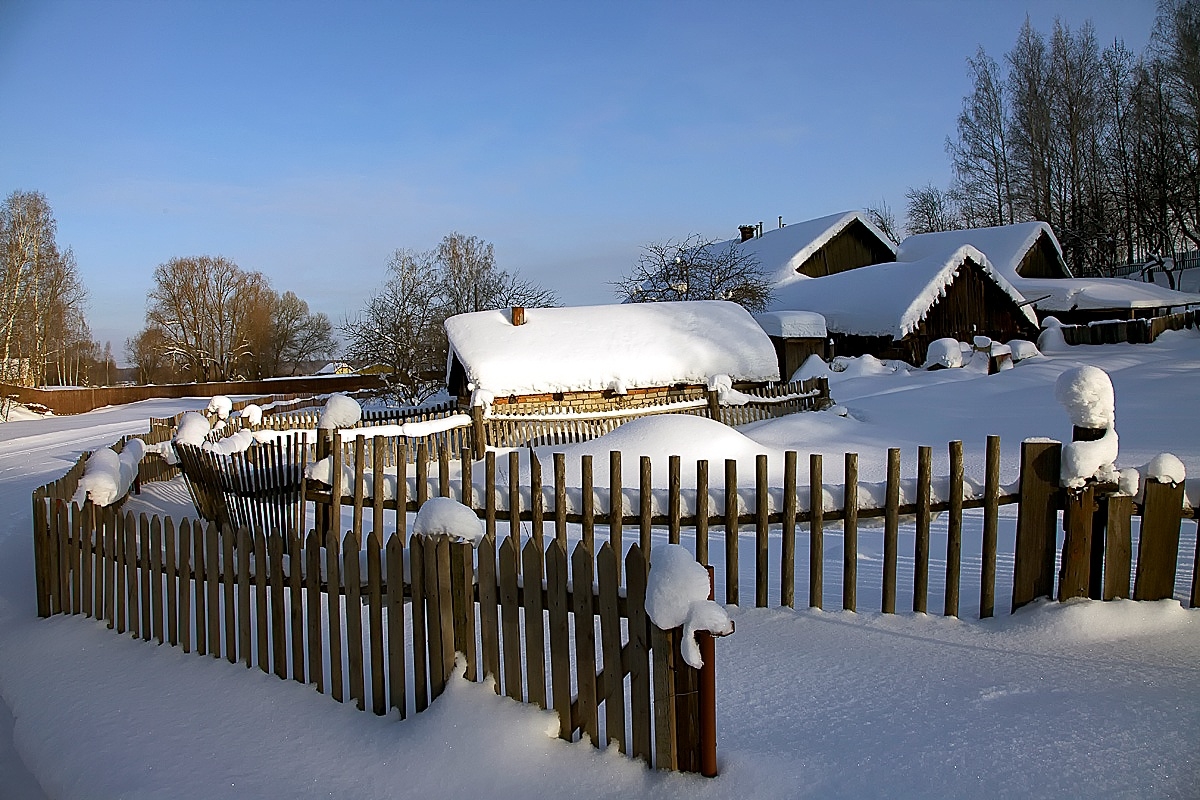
(32, 444, 715, 772)
(307, 434, 1199, 617)
(1058, 309, 1197, 346)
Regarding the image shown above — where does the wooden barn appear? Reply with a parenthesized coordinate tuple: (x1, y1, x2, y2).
(899, 222, 1200, 324)
(730, 210, 896, 282)
(443, 300, 781, 414)
(765, 245, 1040, 366)
(754, 310, 828, 382)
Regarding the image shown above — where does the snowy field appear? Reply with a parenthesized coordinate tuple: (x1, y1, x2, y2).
(0, 333, 1198, 798)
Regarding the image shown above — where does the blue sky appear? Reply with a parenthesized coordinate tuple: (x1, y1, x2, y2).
(0, 0, 1157, 361)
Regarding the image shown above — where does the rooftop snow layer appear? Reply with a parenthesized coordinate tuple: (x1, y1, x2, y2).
(754, 310, 828, 338)
(722, 211, 897, 284)
(766, 245, 1037, 338)
(444, 300, 780, 397)
(898, 222, 1200, 312)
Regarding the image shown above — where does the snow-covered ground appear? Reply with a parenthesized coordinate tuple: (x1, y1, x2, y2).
(0, 335, 1197, 799)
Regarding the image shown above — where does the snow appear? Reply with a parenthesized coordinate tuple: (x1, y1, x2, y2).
(1060, 428, 1120, 488)
(753, 309, 827, 339)
(767, 245, 1037, 338)
(1008, 339, 1040, 361)
(205, 395, 233, 420)
(898, 222, 1200, 313)
(173, 410, 210, 446)
(444, 301, 780, 398)
(237, 403, 263, 426)
(923, 337, 963, 368)
(645, 544, 732, 668)
(1142, 453, 1186, 485)
(0, 336, 1198, 799)
(412, 496, 485, 545)
(721, 211, 897, 285)
(1054, 366, 1115, 429)
(69, 440, 145, 507)
(318, 392, 363, 430)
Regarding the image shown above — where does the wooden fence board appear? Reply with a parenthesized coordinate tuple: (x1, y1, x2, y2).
(725, 459, 738, 606)
(386, 534, 407, 718)
(546, 540, 572, 741)
(980, 436, 1000, 618)
(809, 454, 823, 610)
(478, 533, 500, 694)
(756, 455, 769, 609)
(843, 453, 858, 613)
(945, 441, 963, 616)
(499, 536, 523, 702)
(239, 527, 253, 669)
(410, 534, 428, 711)
(625, 545, 652, 764)
(598, 542, 626, 752)
(1012, 440, 1062, 612)
(1103, 495, 1133, 600)
(882, 448, 900, 614)
(345, 531, 364, 710)
(368, 531, 384, 713)
(522, 540, 547, 709)
(192, 518, 205, 654)
(572, 542, 598, 744)
(177, 520, 189, 651)
(206, 522, 220, 654)
(288, 529, 304, 681)
(914, 446, 931, 614)
(1134, 480, 1185, 601)
(325, 530, 343, 700)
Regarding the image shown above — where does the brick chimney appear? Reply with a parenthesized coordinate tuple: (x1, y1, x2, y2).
(738, 225, 756, 242)
(511, 306, 525, 326)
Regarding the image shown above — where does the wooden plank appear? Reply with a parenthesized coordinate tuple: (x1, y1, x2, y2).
(668, 455, 681, 546)
(696, 460, 709, 565)
(439, 442, 451, 498)
(843, 453, 858, 612)
(523, 539, 547, 709)
(809, 454, 823, 610)
(239, 527, 253, 669)
(944, 440, 963, 617)
(452, 539, 477, 682)
(79, 508, 93, 618)
(756, 454, 769, 608)
(151, 518, 164, 643)
(499, 536, 523, 701)
(724, 459, 738, 606)
(164, 518, 178, 646)
(252, 529, 269, 672)
(914, 446, 931, 614)
(484, 452, 497, 541)
(508, 451, 521, 572)
(1011, 440, 1062, 612)
(598, 542, 626, 753)
(1134, 479, 1186, 601)
(572, 542, 598, 745)
(386, 534, 407, 718)
(1059, 485, 1096, 601)
(205, 522, 220, 654)
(781, 452, 797, 608)
(651, 626, 676, 770)
(325, 530, 343, 700)
(980, 435, 1000, 619)
(192, 518, 206, 655)
(352, 436, 365, 540)
(625, 544, 652, 764)
(288, 529, 304, 681)
(581, 455, 594, 554)
(423, 535, 445, 700)
(367, 530, 384, 713)
(221, 526, 235, 663)
(409, 534, 428, 712)
(477, 533, 500, 694)
(530, 452, 545, 553)
(545, 540, 573, 740)
(266, 532, 285, 676)
(640, 455, 653, 556)
(416, 441, 429, 506)
(609, 451, 622, 566)
(177, 519, 189, 651)
(435, 536, 455, 692)
(115, 509, 128, 634)
(1103, 495, 1133, 600)
(344, 531, 365, 710)
(554, 452, 567, 547)
(882, 448, 900, 614)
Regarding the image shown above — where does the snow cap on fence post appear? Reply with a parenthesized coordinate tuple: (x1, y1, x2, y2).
(318, 393, 362, 430)
(646, 544, 733, 668)
(413, 496, 484, 546)
(1055, 366, 1119, 488)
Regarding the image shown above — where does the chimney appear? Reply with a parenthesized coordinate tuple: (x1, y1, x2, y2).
(511, 306, 525, 326)
(757, 221, 763, 237)
(738, 224, 756, 242)
(779, 215, 784, 229)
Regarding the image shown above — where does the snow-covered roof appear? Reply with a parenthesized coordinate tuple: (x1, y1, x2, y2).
(898, 221, 1065, 281)
(444, 300, 780, 397)
(724, 211, 897, 283)
(766, 245, 1037, 338)
(898, 222, 1200, 313)
(754, 310, 827, 339)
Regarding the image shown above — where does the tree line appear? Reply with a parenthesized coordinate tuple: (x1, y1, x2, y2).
(895, 0, 1200, 280)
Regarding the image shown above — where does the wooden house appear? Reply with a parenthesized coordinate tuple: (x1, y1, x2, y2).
(765, 245, 1040, 366)
(731, 210, 896, 282)
(899, 222, 1200, 324)
(443, 300, 781, 414)
(754, 310, 828, 382)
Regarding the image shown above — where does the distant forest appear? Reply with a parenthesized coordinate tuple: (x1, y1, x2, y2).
(895, 0, 1200, 278)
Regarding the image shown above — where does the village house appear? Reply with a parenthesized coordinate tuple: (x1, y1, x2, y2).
(728, 210, 897, 282)
(443, 300, 781, 415)
(898, 221, 1200, 324)
(764, 244, 1040, 367)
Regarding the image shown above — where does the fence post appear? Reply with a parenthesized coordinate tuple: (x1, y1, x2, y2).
(1012, 440, 1062, 612)
(1133, 479, 1186, 601)
(471, 404, 486, 461)
(706, 389, 721, 423)
(1058, 484, 1096, 601)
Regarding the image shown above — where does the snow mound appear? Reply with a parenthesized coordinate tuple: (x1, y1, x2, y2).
(1054, 366, 1115, 428)
(318, 393, 362, 430)
(645, 544, 732, 668)
(70, 441, 144, 507)
(1060, 428, 1119, 488)
(174, 411, 211, 447)
(206, 395, 233, 420)
(791, 353, 829, 382)
(238, 404, 263, 427)
(413, 497, 484, 545)
(923, 338, 963, 369)
(1142, 453, 1186, 485)
(1008, 339, 1041, 361)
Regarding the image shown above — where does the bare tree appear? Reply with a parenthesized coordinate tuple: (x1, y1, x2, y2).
(245, 290, 338, 377)
(905, 184, 963, 235)
(144, 256, 273, 382)
(436, 232, 558, 316)
(613, 235, 773, 313)
(864, 200, 902, 244)
(948, 47, 1015, 228)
